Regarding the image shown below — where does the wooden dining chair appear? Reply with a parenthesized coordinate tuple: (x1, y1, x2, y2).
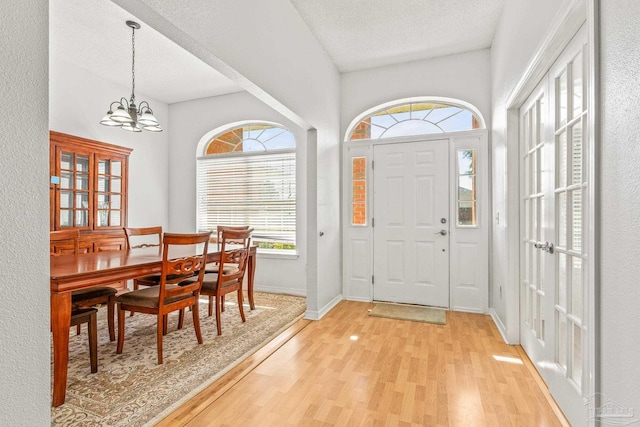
(204, 225, 251, 275)
(124, 226, 163, 290)
(116, 231, 211, 365)
(50, 230, 117, 342)
(182, 228, 253, 335)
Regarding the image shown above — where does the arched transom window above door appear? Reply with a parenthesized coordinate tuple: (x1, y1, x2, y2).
(347, 99, 485, 141)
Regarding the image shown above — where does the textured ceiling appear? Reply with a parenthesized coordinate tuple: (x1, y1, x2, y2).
(50, 0, 242, 105)
(289, 0, 505, 72)
(50, 0, 505, 105)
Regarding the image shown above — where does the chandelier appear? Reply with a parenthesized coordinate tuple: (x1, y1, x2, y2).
(100, 21, 162, 132)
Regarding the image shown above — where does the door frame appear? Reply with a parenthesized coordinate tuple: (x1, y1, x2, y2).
(342, 129, 489, 312)
(503, 0, 597, 421)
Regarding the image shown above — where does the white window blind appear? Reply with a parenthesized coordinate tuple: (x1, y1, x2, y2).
(197, 150, 296, 250)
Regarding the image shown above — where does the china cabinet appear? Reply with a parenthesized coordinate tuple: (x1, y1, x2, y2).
(49, 131, 133, 290)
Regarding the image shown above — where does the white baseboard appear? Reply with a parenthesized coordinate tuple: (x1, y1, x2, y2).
(304, 294, 343, 320)
(450, 306, 486, 314)
(344, 296, 371, 303)
(489, 308, 516, 345)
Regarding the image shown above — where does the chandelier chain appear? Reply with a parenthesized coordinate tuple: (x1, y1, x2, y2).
(131, 24, 136, 104)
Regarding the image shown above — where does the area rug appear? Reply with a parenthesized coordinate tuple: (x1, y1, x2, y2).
(51, 292, 306, 426)
(368, 302, 447, 325)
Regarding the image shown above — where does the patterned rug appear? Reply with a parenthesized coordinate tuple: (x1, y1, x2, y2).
(51, 292, 306, 426)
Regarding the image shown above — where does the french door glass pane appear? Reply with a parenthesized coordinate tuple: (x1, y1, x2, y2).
(572, 324, 583, 387)
(558, 192, 567, 248)
(558, 69, 568, 126)
(571, 257, 583, 318)
(526, 286, 532, 326)
(533, 291, 539, 335)
(572, 51, 584, 118)
(558, 312, 567, 369)
(530, 154, 537, 193)
(60, 191, 72, 209)
(524, 199, 531, 239)
(525, 243, 530, 282)
(558, 253, 567, 308)
(572, 189, 583, 251)
(571, 121, 583, 185)
(558, 132, 567, 188)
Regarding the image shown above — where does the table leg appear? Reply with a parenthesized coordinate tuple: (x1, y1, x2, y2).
(51, 291, 71, 407)
(248, 252, 256, 310)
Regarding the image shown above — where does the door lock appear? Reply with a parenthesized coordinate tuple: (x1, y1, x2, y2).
(435, 229, 448, 236)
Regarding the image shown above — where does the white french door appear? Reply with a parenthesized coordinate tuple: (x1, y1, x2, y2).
(373, 139, 449, 307)
(520, 26, 589, 426)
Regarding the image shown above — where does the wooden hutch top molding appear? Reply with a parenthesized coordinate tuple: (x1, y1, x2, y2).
(50, 131, 133, 156)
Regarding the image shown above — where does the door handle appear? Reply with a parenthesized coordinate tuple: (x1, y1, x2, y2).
(534, 241, 554, 254)
(435, 229, 448, 236)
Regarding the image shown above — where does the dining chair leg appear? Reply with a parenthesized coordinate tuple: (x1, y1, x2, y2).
(162, 314, 168, 336)
(116, 305, 126, 355)
(221, 295, 226, 312)
(192, 302, 203, 344)
(215, 294, 223, 336)
(177, 309, 184, 330)
(157, 316, 164, 365)
(107, 294, 116, 342)
(88, 310, 98, 373)
(208, 296, 213, 317)
(76, 324, 81, 335)
(237, 289, 246, 323)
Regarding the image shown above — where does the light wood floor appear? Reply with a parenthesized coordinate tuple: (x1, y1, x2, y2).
(157, 301, 568, 426)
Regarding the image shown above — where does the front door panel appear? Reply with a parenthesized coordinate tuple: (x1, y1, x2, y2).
(373, 139, 449, 307)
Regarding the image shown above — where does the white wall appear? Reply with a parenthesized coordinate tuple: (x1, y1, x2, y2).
(168, 92, 307, 296)
(599, 0, 640, 415)
(50, 58, 170, 229)
(341, 49, 492, 139)
(116, 0, 343, 318)
(490, 0, 566, 341)
(0, 2, 50, 425)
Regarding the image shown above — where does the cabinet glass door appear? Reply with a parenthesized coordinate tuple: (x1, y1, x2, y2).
(96, 158, 123, 227)
(59, 151, 90, 228)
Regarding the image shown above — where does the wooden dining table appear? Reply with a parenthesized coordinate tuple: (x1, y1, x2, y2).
(50, 244, 257, 407)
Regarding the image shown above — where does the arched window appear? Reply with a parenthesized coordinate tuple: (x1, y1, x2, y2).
(348, 100, 484, 141)
(197, 123, 296, 252)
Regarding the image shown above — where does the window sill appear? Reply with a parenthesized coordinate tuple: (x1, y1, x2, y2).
(256, 250, 299, 260)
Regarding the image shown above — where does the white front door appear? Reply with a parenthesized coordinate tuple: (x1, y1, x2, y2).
(519, 26, 589, 426)
(373, 139, 449, 307)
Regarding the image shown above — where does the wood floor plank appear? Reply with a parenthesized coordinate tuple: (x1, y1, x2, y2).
(157, 301, 567, 426)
